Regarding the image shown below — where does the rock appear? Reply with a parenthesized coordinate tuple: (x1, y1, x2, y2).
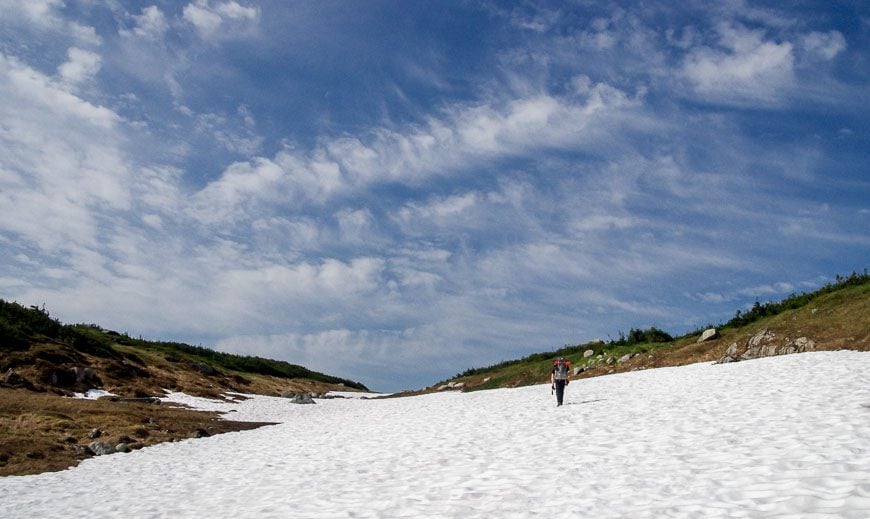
(194, 429, 210, 438)
(115, 443, 130, 453)
(748, 328, 776, 348)
(289, 393, 315, 404)
(482, 377, 491, 383)
(3, 368, 25, 387)
(617, 354, 632, 364)
(697, 328, 719, 343)
(795, 337, 815, 352)
(88, 442, 116, 456)
(583, 349, 594, 358)
(437, 384, 449, 391)
(89, 428, 102, 439)
(73, 366, 95, 384)
(192, 362, 216, 376)
(73, 444, 93, 456)
(452, 382, 465, 389)
(716, 328, 816, 365)
(573, 367, 584, 376)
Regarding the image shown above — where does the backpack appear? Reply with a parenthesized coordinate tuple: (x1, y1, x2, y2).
(553, 360, 570, 380)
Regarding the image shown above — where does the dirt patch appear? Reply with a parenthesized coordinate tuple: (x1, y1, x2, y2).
(0, 388, 274, 477)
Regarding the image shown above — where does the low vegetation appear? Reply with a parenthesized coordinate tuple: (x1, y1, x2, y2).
(1, 270, 867, 475)
(0, 300, 367, 392)
(435, 270, 870, 393)
(0, 300, 368, 476)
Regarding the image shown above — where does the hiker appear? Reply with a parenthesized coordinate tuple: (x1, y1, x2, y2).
(551, 357, 571, 406)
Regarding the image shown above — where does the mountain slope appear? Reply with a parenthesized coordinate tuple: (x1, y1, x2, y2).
(424, 272, 870, 393)
(0, 300, 367, 398)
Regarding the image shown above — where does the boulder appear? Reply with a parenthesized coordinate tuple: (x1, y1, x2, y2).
(794, 337, 816, 352)
(89, 428, 102, 439)
(3, 368, 24, 387)
(88, 442, 116, 456)
(289, 393, 315, 405)
(617, 354, 632, 364)
(697, 328, 719, 343)
(583, 349, 594, 358)
(715, 329, 816, 365)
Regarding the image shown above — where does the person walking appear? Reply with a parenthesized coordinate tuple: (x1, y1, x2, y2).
(551, 357, 571, 406)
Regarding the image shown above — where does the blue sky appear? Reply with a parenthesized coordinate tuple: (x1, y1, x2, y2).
(1, 1, 868, 392)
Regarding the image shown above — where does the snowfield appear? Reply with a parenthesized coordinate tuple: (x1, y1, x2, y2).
(2, 351, 870, 518)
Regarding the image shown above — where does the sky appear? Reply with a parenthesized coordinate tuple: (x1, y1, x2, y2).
(0, 1, 868, 392)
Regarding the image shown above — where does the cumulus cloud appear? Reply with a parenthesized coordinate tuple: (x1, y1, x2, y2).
(799, 30, 846, 61)
(682, 23, 795, 105)
(57, 47, 102, 84)
(183, 0, 259, 40)
(122, 5, 169, 40)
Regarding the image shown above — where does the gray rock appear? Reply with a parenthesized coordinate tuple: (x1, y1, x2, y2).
(289, 393, 316, 404)
(573, 367, 584, 376)
(115, 443, 130, 453)
(617, 353, 632, 364)
(73, 444, 93, 456)
(795, 337, 815, 352)
(73, 366, 94, 384)
(725, 342, 737, 357)
(748, 328, 776, 348)
(583, 349, 595, 358)
(89, 428, 102, 439)
(88, 442, 116, 456)
(716, 328, 816, 365)
(4, 368, 24, 387)
(436, 384, 449, 391)
(697, 328, 719, 343)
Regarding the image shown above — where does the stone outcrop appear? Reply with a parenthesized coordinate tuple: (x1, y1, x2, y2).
(282, 392, 316, 404)
(697, 328, 719, 343)
(716, 328, 816, 364)
(436, 381, 465, 392)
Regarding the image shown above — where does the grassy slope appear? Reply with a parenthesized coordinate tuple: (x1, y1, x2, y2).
(424, 276, 870, 394)
(0, 302, 370, 477)
(0, 299, 368, 396)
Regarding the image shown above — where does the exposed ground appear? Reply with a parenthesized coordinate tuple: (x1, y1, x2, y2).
(1, 276, 867, 476)
(412, 277, 870, 395)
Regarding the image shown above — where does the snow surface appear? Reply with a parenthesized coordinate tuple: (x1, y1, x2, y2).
(71, 389, 116, 400)
(2, 351, 870, 518)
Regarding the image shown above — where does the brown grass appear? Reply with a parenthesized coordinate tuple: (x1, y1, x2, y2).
(0, 388, 273, 477)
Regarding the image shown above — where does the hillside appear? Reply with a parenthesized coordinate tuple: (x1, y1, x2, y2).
(0, 300, 367, 398)
(421, 271, 870, 394)
(1, 271, 867, 476)
(0, 302, 367, 476)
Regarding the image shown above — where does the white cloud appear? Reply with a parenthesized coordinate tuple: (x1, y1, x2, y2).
(0, 0, 101, 45)
(183, 0, 259, 40)
(799, 30, 846, 61)
(682, 23, 795, 105)
(0, 52, 128, 254)
(123, 6, 169, 40)
(57, 47, 102, 84)
(0, 0, 63, 22)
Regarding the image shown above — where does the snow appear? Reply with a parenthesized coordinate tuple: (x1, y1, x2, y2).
(3, 351, 870, 518)
(70, 389, 116, 400)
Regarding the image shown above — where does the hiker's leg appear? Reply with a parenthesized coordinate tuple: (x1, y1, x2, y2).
(555, 380, 565, 405)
